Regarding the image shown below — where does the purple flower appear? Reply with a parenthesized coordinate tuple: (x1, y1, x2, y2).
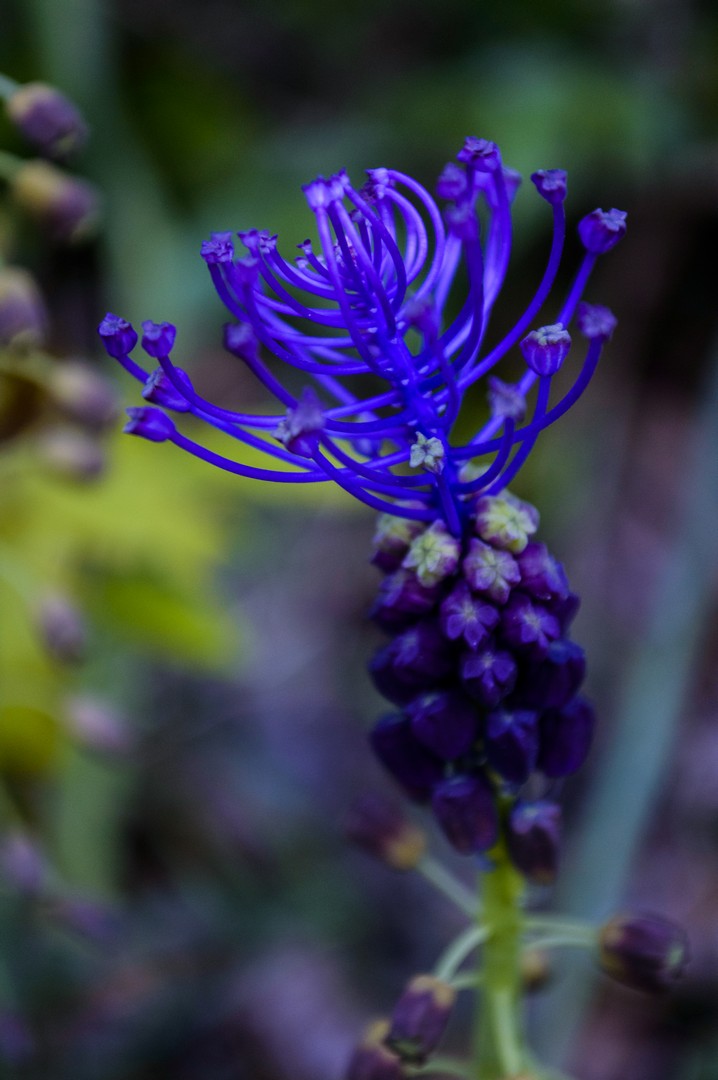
(463, 538, 520, 604)
(439, 581, 499, 649)
(538, 696, 595, 777)
(431, 773, 499, 854)
(387, 975, 456, 1064)
(599, 913, 689, 993)
(484, 708, 539, 784)
(369, 713, 445, 802)
(370, 569, 442, 632)
(406, 689, 479, 760)
(507, 800, 561, 883)
(501, 593, 560, 659)
(100, 138, 624, 526)
(460, 644, 517, 708)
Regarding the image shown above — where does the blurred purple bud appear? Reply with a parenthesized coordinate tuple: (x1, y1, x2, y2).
(48, 361, 118, 429)
(370, 569, 441, 632)
(64, 694, 133, 757)
(345, 1020, 404, 1080)
(485, 708, 539, 785)
(274, 387, 325, 457)
(345, 793, 426, 870)
(436, 162, 468, 202)
(538, 696, 595, 778)
(0, 267, 47, 348)
(6, 82, 88, 160)
(577, 301, 617, 341)
(406, 690, 479, 760)
(369, 713, 445, 802)
(36, 593, 87, 664)
(11, 160, 100, 243)
(0, 831, 46, 896)
(516, 542, 569, 604)
(599, 913, 688, 992)
(49, 896, 122, 945)
(487, 376, 526, 423)
(387, 975, 456, 1064)
(224, 321, 259, 362)
(36, 427, 105, 481)
(370, 515, 426, 574)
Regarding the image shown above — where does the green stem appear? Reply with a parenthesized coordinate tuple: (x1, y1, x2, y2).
(413, 1057, 474, 1078)
(473, 842, 527, 1080)
(434, 922, 491, 983)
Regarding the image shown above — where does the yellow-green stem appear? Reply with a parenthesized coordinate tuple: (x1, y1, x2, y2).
(473, 840, 526, 1079)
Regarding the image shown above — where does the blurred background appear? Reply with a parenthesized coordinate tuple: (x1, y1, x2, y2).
(0, 0, 717, 1077)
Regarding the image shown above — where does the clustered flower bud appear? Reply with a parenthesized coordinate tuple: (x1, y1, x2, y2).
(345, 793, 426, 870)
(10, 160, 100, 244)
(0, 267, 47, 349)
(5, 82, 88, 160)
(368, 493, 594, 870)
(598, 913, 689, 993)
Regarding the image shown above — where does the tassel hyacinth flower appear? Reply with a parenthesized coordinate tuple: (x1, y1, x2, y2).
(100, 138, 685, 1078)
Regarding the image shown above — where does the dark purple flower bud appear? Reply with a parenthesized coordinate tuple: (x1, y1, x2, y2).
(48, 896, 122, 944)
(369, 713, 445, 802)
(274, 387, 325, 457)
(48, 362, 118, 429)
(463, 538, 520, 605)
(124, 405, 176, 443)
(345, 793, 426, 869)
(36, 593, 86, 663)
(577, 301, 617, 341)
(143, 366, 193, 412)
(538, 695, 595, 777)
(530, 639, 586, 709)
(141, 320, 177, 358)
(520, 323, 571, 377)
(0, 267, 47, 348)
(371, 569, 441, 632)
(516, 542, 569, 604)
(0, 832, 46, 895)
(200, 231, 234, 264)
(407, 690, 479, 760)
(444, 202, 479, 242)
(485, 708, 539, 784)
(370, 622, 453, 704)
(387, 974, 456, 1065)
(371, 514, 426, 573)
(403, 520, 460, 587)
(530, 169, 567, 205)
(501, 594, 560, 659)
(599, 913, 689, 992)
(507, 800, 561, 883)
(436, 162, 468, 201)
(5, 82, 87, 159)
(11, 160, 100, 243)
(461, 645, 517, 708)
(345, 1020, 404, 1080)
(457, 137, 501, 172)
(551, 590, 580, 632)
(474, 494, 539, 554)
(224, 321, 259, 362)
(488, 376, 526, 423)
(36, 427, 105, 480)
(98, 313, 138, 358)
(578, 208, 627, 254)
(440, 581, 499, 650)
(431, 773, 498, 854)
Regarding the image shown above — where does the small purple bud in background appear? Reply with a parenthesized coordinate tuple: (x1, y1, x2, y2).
(538, 696, 595, 778)
(47, 896, 122, 945)
(0, 831, 46, 896)
(98, 313, 138, 358)
(457, 137, 501, 172)
(200, 230, 234, 264)
(48, 361, 118, 429)
(11, 160, 100, 243)
(403, 521, 460, 588)
(520, 324, 571, 377)
(599, 913, 689, 992)
(487, 376, 526, 423)
(63, 694, 134, 757)
(444, 202, 478, 242)
(36, 593, 87, 664)
(5, 82, 88, 160)
(529, 639, 587, 709)
(551, 589, 581, 633)
(35, 427, 105, 481)
(387, 974, 456, 1065)
(345, 793, 426, 870)
(406, 690, 479, 760)
(440, 581, 499, 650)
(274, 387, 325, 457)
(345, 1020, 404, 1080)
(371, 515, 426, 574)
(370, 570, 441, 632)
(516, 542, 569, 604)
(141, 320, 177, 359)
(501, 594, 560, 659)
(530, 169, 567, 205)
(431, 773, 498, 854)
(485, 709, 539, 785)
(142, 366, 193, 412)
(460, 645, 517, 708)
(507, 800, 561, 883)
(578, 208, 627, 254)
(436, 162, 468, 201)
(223, 321, 259, 362)
(462, 539, 520, 605)
(474, 494, 539, 555)
(370, 623, 451, 704)
(369, 713, 445, 802)
(577, 301, 618, 341)
(124, 406, 176, 443)
(0, 267, 47, 348)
